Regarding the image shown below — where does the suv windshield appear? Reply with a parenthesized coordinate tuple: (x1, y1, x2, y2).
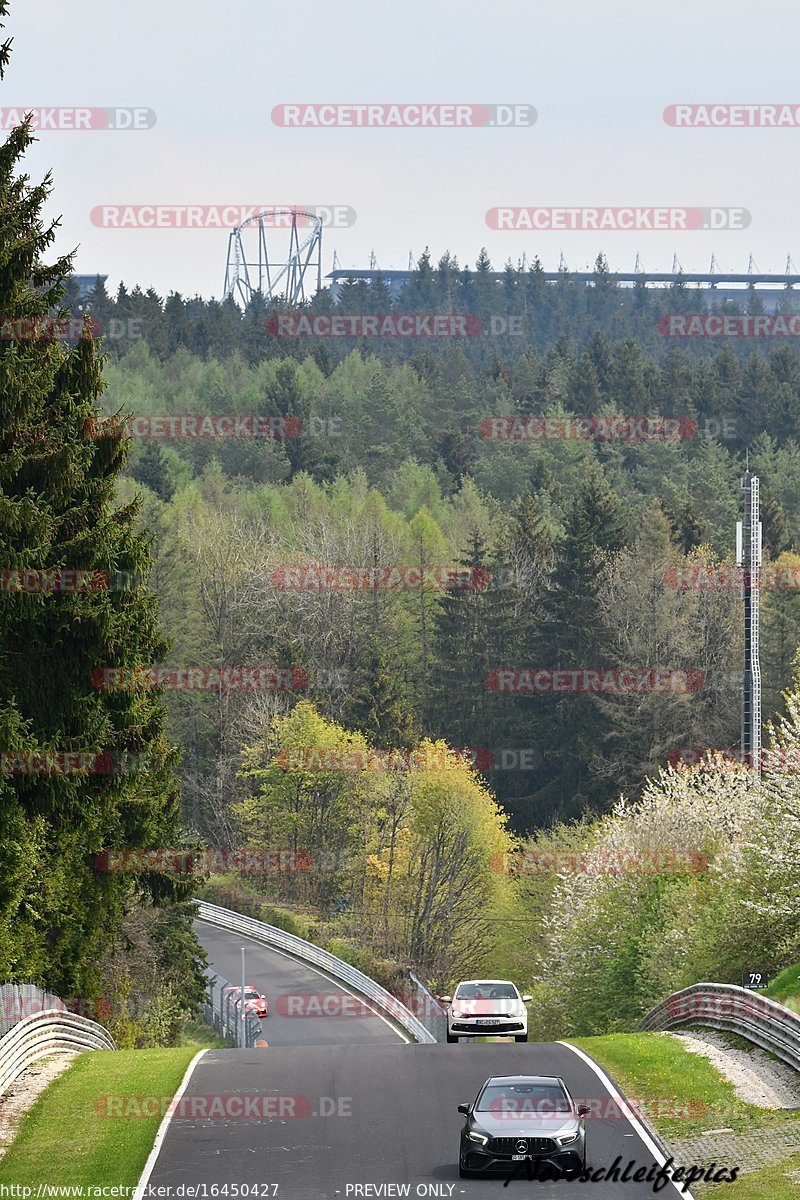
(477, 1083, 572, 1114)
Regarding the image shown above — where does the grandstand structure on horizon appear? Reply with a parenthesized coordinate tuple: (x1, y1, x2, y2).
(325, 261, 800, 311)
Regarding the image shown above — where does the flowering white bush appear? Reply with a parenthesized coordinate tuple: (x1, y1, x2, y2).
(522, 726, 797, 1036)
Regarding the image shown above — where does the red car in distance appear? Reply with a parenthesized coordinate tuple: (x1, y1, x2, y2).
(223, 984, 269, 1017)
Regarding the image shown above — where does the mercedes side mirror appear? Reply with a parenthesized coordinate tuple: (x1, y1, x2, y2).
(457, 1103, 470, 1115)
(521, 994, 532, 1002)
(439, 995, 452, 1003)
(577, 1104, 589, 1118)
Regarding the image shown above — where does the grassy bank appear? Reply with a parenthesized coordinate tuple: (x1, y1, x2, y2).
(571, 1032, 800, 1198)
(709, 1153, 800, 1200)
(0, 1048, 199, 1187)
(765, 964, 800, 1010)
(180, 1019, 227, 1049)
(571, 1032, 771, 1141)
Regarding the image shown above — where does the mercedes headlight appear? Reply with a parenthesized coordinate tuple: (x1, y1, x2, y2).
(468, 1130, 489, 1145)
(557, 1131, 579, 1145)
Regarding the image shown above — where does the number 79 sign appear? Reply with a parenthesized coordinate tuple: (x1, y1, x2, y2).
(742, 971, 769, 990)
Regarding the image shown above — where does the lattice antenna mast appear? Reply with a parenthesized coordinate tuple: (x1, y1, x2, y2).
(737, 471, 762, 773)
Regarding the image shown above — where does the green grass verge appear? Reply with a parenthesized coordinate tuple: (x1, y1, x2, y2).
(570, 1032, 789, 1141)
(765, 964, 800, 1010)
(180, 1020, 227, 1049)
(0, 1047, 198, 1187)
(703, 1152, 800, 1200)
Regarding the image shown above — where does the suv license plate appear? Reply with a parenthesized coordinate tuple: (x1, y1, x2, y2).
(512, 1155, 533, 1161)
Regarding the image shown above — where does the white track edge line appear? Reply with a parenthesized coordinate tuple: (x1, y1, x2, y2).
(199, 918, 411, 1044)
(558, 1040, 695, 1199)
(133, 1048, 207, 1200)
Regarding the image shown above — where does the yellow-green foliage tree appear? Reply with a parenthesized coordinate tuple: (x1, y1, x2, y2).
(235, 707, 518, 985)
(372, 739, 516, 986)
(236, 701, 376, 909)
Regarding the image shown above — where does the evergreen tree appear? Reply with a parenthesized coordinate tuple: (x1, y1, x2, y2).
(660, 482, 704, 553)
(590, 501, 701, 795)
(0, 10, 188, 993)
(523, 468, 627, 823)
(427, 529, 504, 742)
(162, 291, 194, 356)
(343, 638, 418, 749)
(572, 351, 601, 415)
(761, 553, 800, 722)
(130, 440, 175, 502)
(761, 491, 791, 557)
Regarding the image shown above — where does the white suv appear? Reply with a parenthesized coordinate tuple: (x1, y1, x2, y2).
(441, 979, 531, 1043)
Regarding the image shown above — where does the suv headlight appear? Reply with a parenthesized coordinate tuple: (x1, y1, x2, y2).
(467, 1131, 489, 1145)
(557, 1131, 579, 1145)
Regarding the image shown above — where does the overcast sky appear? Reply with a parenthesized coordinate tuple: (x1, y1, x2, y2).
(6, 0, 799, 298)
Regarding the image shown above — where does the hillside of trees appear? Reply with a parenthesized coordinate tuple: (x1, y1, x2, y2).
(69, 269, 800, 1002)
(88, 327, 800, 836)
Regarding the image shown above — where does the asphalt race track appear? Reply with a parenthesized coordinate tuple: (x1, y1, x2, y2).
(196, 920, 405, 1046)
(141, 921, 694, 1200)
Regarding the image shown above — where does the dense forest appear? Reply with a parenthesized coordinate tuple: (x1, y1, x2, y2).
(69, 267, 800, 839)
(7, 174, 800, 1019)
(62, 264, 800, 1009)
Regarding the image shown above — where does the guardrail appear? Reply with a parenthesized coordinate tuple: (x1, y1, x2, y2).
(638, 983, 800, 1071)
(0, 1009, 116, 1097)
(193, 899, 437, 1043)
(408, 970, 448, 1043)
